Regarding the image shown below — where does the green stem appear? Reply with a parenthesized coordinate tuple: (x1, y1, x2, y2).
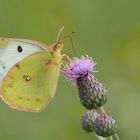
(95, 134, 106, 140)
(112, 133, 120, 140)
(107, 136, 113, 140)
(96, 107, 106, 115)
(95, 135, 113, 140)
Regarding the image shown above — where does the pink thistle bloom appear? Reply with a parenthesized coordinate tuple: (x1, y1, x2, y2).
(63, 55, 96, 83)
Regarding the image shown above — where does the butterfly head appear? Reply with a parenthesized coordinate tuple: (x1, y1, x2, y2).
(48, 41, 64, 65)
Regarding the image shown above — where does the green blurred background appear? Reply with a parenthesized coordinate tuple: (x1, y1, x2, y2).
(0, 0, 140, 139)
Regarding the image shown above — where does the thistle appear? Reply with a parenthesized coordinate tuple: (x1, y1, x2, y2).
(94, 114, 116, 137)
(63, 55, 107, 109)
(81, 110, 99, 132)
(63, 55, 119, 140)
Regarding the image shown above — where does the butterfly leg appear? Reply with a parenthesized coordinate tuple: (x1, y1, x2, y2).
(60, 54, 72, 75)
(61, 54, 71, 61)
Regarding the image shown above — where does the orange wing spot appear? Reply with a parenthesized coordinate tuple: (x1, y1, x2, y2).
(23, 75, 32, 82)
(46, 59, 52, 65)
(26, 98, 31, 101)
(0, 38, 5, 41)
(15, 63, 21, 69)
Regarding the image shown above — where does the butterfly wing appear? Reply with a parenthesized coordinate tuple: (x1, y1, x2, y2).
(0, 38, 48, 81)
(0, 52, 60, 112)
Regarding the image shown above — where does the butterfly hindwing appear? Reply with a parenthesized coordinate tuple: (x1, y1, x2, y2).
(0, 52, 60, 112)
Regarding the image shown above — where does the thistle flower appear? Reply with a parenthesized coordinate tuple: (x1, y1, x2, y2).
(63, 55, 107, 109)
(81, 110, 99, 133)
(63, 55, 96, 83)
(94, 114, 116, 137)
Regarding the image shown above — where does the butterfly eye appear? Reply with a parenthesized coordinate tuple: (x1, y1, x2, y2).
(17, 46, 23, 53)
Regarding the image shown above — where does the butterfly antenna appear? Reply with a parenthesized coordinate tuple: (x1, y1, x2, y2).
(56, 26, 65, 42)
(65, 32, 77, 56)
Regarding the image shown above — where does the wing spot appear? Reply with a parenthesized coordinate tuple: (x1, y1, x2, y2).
(36, 98, 40, 102)
(17, 45, 23, 53)
(26, 98, 31, 101)
(23, 75, 32, 82)
(46, 59, 52, 65)
(2, 66, 6, 69)
(15, 63, 21, 69)
(18, 96, 23, 100)
(1, 38, 5, 41)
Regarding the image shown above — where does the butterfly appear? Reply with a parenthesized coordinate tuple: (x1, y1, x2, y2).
(0, 38, 63, 112)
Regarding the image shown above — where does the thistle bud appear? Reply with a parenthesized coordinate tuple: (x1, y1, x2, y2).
(94, 114, 116, 137)
(62, 55, 107, 109)
(81, 110, 99, 132)
(77, 75, 107, 109)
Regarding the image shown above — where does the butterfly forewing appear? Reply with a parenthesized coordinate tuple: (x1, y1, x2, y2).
(0, 38, 48, 80)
